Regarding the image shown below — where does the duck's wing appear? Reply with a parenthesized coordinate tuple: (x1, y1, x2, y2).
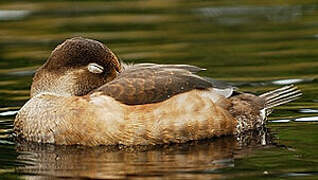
(92, 64, 234, 105)
(126, 63, 205, 73)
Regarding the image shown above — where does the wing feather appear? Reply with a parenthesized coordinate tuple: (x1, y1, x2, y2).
(92, 63, 233, 105)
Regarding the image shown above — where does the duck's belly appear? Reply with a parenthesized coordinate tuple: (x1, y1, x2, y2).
(14, 90, 237, 146)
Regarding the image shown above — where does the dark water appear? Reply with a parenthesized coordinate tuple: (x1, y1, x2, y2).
(1, 0, 318, 179)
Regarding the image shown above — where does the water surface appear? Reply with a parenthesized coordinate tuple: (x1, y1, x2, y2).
(1, 0, 318, 179)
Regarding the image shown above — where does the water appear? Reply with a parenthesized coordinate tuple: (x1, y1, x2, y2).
(1, 0, 318, 179)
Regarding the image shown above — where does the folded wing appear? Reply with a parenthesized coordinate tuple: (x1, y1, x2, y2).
(92, 63, 234, 105)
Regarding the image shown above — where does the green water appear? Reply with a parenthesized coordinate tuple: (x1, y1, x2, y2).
(1, 0, 318, 179)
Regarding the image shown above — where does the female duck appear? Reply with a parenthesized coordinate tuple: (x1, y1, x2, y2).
(14, 37, 301, 146)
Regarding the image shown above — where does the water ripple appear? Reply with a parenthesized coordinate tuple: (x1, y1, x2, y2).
(196, 5, 314, 24)
(271, 78, 307, 85)
(271, 116, 318, 123)
(0, 139, 14, 145)
(0, 10, 30, 21)
(7, 70, 35, 76)
(281, 172, 313, 177)
(233, 78, 315, 87)
(299, 109, 318, 113)
(295, 116, 318, 122)
(0, 111, 18, 117)
(271, 119, 291, 123)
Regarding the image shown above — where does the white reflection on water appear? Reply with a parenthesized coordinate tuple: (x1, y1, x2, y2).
(0, 110, 18, 116)
(269, 78, 314, 85)
(295, 116, 318, 122)
(299, 109, 318, 113)
(272, 116, 318, 123)
(272, 79, 304, 85)
(0, 10, 30, 21)
(231, 78, 314, 88)
(196, 5, 315, 25)
(281, 172, 312, 177)
(271, 119, 291, 123)
(7, 70, 35, 76)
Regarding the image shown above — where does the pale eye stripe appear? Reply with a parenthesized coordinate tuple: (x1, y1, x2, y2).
(88, 63, 104, 74)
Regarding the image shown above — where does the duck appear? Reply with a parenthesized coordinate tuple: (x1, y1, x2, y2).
(14, 37, 302, 146)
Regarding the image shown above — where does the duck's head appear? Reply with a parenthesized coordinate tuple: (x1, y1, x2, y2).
(31, 37, 121, 97)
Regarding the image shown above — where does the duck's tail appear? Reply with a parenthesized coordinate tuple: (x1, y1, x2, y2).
(259, 85, 302, 115)
(230, 85, 302, 135)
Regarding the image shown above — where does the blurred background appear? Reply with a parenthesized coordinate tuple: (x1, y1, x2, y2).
(1, 0, 318, 179)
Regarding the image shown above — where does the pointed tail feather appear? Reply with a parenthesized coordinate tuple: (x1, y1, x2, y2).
(259, 85, 302, 110)
(231, 85, 301, 135)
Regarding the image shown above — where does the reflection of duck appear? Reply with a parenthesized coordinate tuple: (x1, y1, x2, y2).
(15, 128, 271, 179)
(13, 37, 301, 146)
(16, 138, 236, 179)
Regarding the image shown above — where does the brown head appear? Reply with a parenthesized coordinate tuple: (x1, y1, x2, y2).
(31, 37, 121, 97)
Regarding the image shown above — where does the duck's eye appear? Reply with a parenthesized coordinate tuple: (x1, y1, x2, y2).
(88, 63, 104, 74)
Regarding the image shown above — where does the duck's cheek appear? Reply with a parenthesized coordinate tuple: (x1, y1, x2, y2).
(88, 75, 107, 88)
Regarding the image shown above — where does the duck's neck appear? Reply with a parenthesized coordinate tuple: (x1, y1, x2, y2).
(31, 69, 76, 97)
